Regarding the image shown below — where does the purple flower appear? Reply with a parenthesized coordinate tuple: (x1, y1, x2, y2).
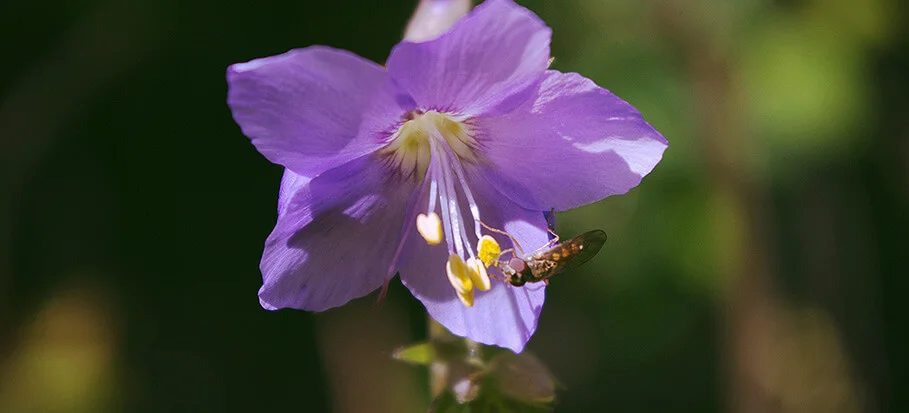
(226, 0, 667, 352)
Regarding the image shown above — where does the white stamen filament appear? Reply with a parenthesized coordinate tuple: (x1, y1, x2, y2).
(426, 169, 438, 217)
(431, 137, 456, 256)
(428, 124, 484, 263)
(437, 139, 466, 258)
(383, 111, 488, 307)
(435, 129, 483, 240)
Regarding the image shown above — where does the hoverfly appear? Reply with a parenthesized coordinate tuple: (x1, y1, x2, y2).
(480, 222, 607, 287)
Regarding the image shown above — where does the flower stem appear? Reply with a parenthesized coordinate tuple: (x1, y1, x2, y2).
(428, 317, 449, 398)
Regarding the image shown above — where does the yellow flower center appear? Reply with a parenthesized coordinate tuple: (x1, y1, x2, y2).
(381, 111, 476, 179)
(384, 111, 499, 308)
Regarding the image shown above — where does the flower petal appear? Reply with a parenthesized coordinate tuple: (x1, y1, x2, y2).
(227, 46, 391, 178)
(277, 168, 311, 218)
(480, 70, 668, 211)
(398, 177, 548, 352)
(259, 156, 415, 311)
(386, 0, 551, 116)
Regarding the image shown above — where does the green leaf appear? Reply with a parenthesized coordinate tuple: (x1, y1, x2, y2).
(392, 342, 435, 366)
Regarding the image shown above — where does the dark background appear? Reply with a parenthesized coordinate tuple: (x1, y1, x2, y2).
(2, 0, 907, 412)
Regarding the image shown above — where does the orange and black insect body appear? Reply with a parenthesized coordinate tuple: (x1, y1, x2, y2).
(499, 229, 607, 286)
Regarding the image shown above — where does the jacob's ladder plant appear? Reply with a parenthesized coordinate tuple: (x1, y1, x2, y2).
(227, 0, 667, 407)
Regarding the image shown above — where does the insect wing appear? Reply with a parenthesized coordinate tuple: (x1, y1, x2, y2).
(538, 229, 607, 279)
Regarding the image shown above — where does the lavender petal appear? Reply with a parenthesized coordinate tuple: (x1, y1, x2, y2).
(387, 0, 551, 117)
(479, 70, 668, 211)
(227, 46, 390, 178)
(259, 156, 415, 311)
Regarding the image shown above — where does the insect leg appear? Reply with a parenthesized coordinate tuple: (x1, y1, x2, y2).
(546, 227, 560, 243)
(479, 221, 525, 256)
(486, 267, 515, 286)
(535, 234, 561, 253)
(498, 248, 517, 261)
(528, 230, 562, 256)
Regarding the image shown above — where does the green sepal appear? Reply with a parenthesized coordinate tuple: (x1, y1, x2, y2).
(392, 341, 435, 365)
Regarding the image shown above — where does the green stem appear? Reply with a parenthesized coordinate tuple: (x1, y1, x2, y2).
(428, 317, 449, 398)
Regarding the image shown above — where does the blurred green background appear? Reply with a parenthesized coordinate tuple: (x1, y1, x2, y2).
(2, 0, 907, 411)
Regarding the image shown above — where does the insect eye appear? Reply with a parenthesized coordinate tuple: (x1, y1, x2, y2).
(508, 257, 526, 273)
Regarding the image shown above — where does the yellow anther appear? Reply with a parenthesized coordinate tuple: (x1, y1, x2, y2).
(456, 288, 475, 308)
(416, 213, 443, 245)
(477, 235, 501, 267)
(446, 254, 473, 294)
(466, 257, 491, 291)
